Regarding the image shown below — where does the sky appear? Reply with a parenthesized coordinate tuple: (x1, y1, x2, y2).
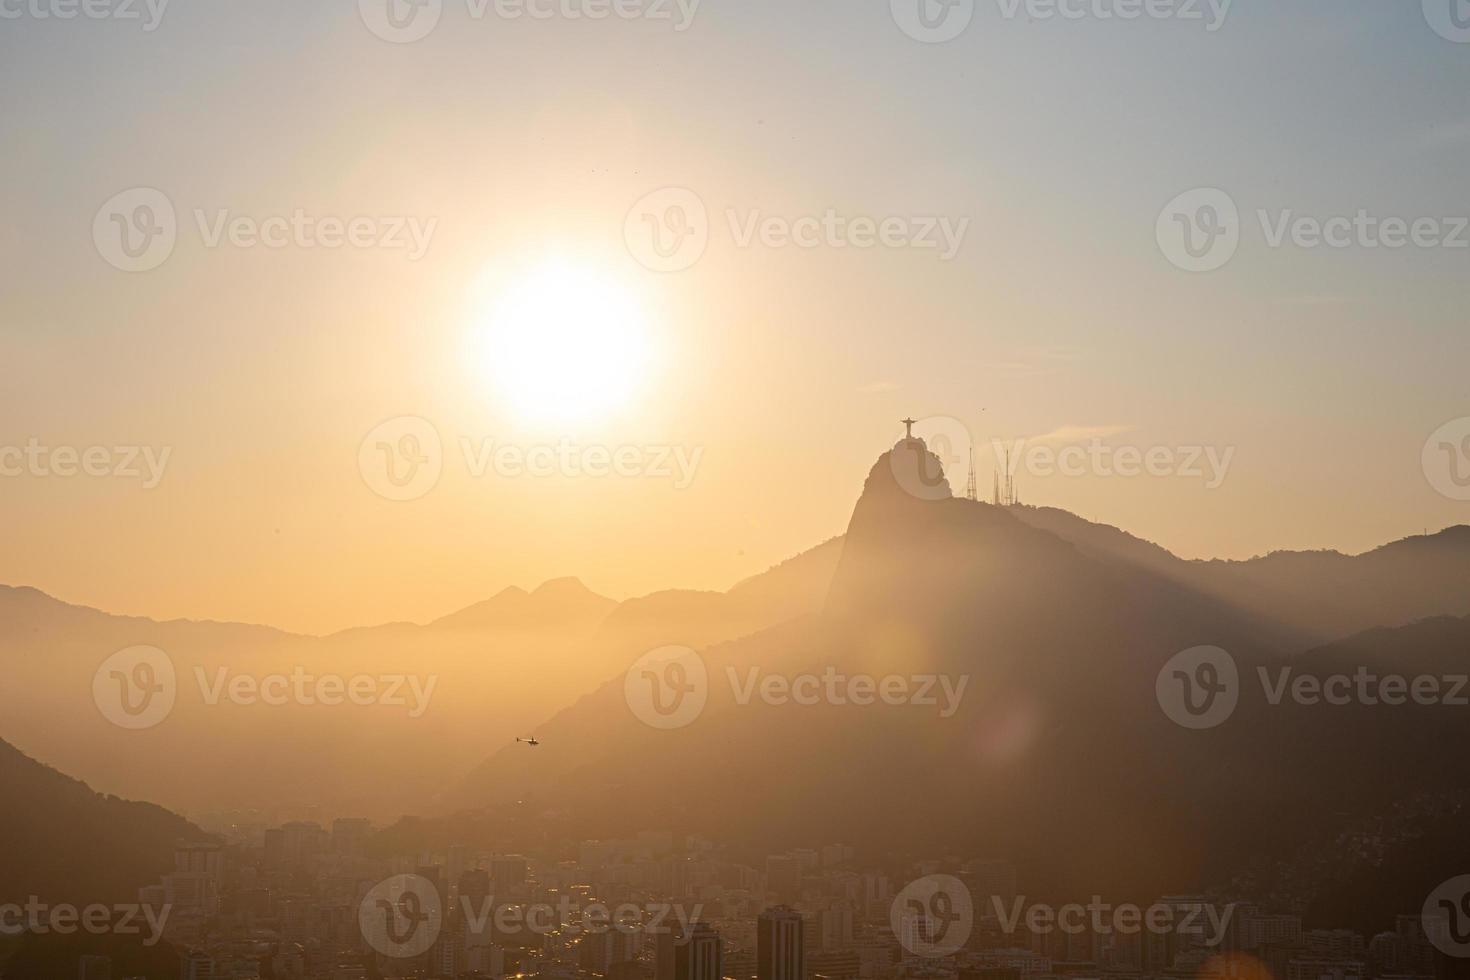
(1, 0, 1468, 634)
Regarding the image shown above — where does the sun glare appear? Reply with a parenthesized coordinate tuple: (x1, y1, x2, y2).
(474, 260, 654, 426)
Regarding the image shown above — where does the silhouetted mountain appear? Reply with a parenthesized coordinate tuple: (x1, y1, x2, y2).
(1013, 506, 1470, 644)
(0, 543, 841, 819)
(454, 440, 1470, 910)
(1204, 614, 1470, 931)
(0, 737, 206, 907)
(428, 577, 618, 631)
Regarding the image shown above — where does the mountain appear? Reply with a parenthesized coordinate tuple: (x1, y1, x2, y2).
(1012, 506, 1470, 644)
(454, 439, 1470, 911)
(426, 577, 618, 631)
(0, 737, 206, 907)
(0, 545, 840, 820)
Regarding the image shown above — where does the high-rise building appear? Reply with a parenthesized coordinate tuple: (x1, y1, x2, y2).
(459, 867, 493, 941)
(492, 855, 529, 891)
(758, 907, 805, 980)
(581, 927, 643, 975)
(433, 931, 466, 977)
(659, 922, 723, 980)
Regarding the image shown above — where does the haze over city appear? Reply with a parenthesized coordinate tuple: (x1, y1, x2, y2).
(3, 2, 1470, 979)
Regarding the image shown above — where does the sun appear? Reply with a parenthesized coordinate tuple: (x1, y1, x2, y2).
(472, 260, 655, 426)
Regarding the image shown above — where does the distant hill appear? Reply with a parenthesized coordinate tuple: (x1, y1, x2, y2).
(0, 738, 205, 908)
(1012, 505, 1470, 644)
(0, 540, 842, 819)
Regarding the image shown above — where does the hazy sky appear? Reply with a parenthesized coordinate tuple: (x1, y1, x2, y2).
(2, 0, 1468, 633)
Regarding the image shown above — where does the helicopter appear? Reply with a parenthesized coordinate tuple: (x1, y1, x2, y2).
(515, 736, 541, 747)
